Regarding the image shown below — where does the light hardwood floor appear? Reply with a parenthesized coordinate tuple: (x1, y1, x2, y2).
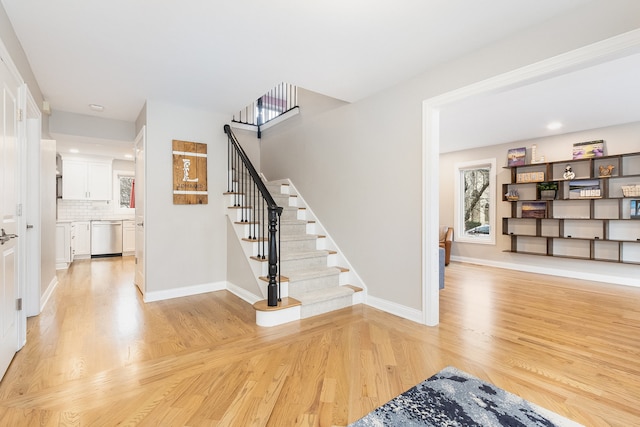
(1, 257, 639, 426)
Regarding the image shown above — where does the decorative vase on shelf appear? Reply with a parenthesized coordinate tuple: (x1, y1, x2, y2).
(599, 164, 615, 177)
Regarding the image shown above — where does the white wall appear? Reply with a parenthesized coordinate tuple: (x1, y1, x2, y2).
(49, 111, 135, 141)
(145, 100, 228, 294)
(440, 122, 640, 286)
(226, 220, 262, 297)
(260, 1, 640, 311)
(229, 128, 262, 173)
(0, 3, 47, 134)
(40, 139, 57, 302)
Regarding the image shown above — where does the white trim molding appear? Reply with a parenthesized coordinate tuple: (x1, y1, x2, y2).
(451, 255, 640, 288)
(366, 294, 423, 324)
(143, 281, 227, 303)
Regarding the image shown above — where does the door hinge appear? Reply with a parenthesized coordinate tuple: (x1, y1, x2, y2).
(135, 257, 138, 265)
(17, 108, 23, 122)
(16, 204, 22, 216)
(16, 298, 22, 311)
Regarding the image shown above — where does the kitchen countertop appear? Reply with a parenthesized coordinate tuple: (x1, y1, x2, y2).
(57, 218, 134, 222)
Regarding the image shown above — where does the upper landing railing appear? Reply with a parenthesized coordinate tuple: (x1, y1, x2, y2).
(232, 82, 298, 138)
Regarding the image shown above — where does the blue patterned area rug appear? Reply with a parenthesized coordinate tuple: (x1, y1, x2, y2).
(349, 366, 583, 427)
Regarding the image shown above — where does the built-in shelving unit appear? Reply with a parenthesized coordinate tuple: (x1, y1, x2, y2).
(502, 151, 640, 264)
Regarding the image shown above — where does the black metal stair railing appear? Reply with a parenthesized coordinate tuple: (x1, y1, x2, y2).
(224, 124, 283, 306)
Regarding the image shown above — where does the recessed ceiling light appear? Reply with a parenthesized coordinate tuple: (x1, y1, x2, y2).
(69, 148, 79, 153)
(124, 154, 133, 159)
(89, 103, 104, 112)
(547, 121, 563, 130)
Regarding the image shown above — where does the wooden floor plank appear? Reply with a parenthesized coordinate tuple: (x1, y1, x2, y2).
(0, 257, 639, 426)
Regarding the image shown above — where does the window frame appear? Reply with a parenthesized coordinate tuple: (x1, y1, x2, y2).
(113, 170, 135, 215)
(454, 158, 496, 245)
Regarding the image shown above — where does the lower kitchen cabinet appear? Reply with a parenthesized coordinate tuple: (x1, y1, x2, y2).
(72, 221, 91, 259)
(123, 220, 135, 255)
(55, 222, 71, 269)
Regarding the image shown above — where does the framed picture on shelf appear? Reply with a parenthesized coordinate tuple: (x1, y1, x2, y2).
(568, 179, 601, 199)
(521, 201, 547, 219)
(631, 199, 640, 219)
(572, 140, 605, 159)
(507, 147, 526, 167)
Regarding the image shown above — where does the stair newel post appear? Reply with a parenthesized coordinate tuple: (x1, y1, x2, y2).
(267, 206, 283, 306)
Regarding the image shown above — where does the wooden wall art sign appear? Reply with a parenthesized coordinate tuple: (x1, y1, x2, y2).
(172, 140, 208, 204)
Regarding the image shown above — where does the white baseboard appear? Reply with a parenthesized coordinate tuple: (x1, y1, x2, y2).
(451, 255, 640, 288)
(40, 276, 59, 313)
(226, 281, 262, 305)
(143, 281, 227, 303)
(365, 294, 423, 324)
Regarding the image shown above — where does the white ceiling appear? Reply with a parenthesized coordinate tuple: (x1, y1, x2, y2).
(439, 51, 640, 153)
(5, 0, 639, 156)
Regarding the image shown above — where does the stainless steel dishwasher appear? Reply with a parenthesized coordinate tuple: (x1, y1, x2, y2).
(91, 220, 123, 257)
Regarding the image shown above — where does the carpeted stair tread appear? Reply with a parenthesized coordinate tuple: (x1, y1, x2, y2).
(280, 233, 318, 242)
(295, 286, 356, 305)
(280, 219, 308, 225)
(286, 266, 342, 282)
(281, 249, 331, 261)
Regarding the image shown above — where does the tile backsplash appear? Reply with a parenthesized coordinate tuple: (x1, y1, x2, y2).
(57, 199, 133, 221)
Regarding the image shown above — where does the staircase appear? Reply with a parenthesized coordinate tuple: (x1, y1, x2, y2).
(226, 175, 365, 327)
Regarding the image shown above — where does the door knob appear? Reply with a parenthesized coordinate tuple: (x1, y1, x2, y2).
(0, 228, 18, 245)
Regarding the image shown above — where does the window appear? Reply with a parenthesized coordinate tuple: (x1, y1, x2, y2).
(455, 159, 496, 244)
(113, 171, 134, 214)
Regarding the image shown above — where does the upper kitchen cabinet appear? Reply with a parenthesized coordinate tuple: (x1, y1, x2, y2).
(61, 157, 112, 200)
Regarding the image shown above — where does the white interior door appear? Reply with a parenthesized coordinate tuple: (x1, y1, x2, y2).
(134, 126, 145, 295)
(0, 58, 20, 380)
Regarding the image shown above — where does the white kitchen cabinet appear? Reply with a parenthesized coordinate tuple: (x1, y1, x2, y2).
(72, 221, 91, 259)
(55, 222, 72, 269)
(62, 158, 112, 200)
(122, 220, 135, 255)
